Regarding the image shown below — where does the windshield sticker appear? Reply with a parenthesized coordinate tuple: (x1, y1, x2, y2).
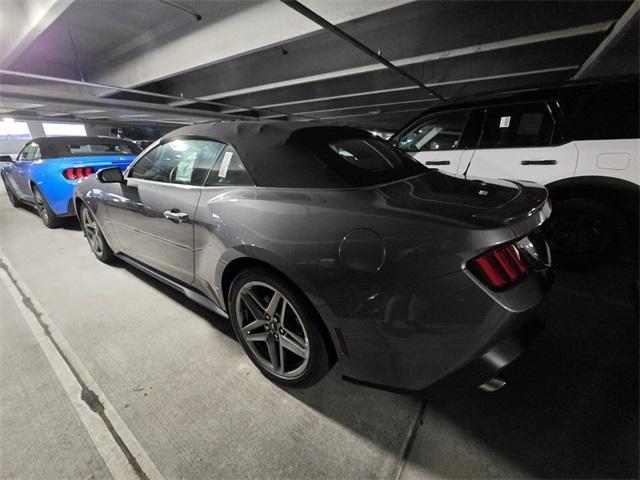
(218, 151, 233, 178)
(499, 116, 511, 128)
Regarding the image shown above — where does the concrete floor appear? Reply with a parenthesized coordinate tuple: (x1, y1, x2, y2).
(0, 189, 637, 479)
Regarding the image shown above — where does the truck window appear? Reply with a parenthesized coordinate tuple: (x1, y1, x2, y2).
(480, 103, 554, 148)
(396, 112, 470, 152)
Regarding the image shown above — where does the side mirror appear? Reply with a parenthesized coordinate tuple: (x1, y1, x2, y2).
(0, 155, 14, 163)
(96, 167, 124, 183)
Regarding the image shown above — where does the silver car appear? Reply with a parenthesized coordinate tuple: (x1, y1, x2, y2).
(74, 121, 553, 394)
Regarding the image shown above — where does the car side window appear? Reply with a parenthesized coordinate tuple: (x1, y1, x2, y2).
(18, 143, 40, 161)
(480, 103, 555, 148)
(205, 146, 253, 187)
(16, 146, 29, 161)
(396, 112, 470, 152)
(129, 139, 225, 186)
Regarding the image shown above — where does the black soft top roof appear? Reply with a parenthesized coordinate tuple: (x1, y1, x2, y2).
(166, 121, 373, 187)
(31, 136, 140, 158)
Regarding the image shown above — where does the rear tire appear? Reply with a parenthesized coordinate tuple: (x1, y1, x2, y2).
(543, 198, 620, 270)
(32, 185, 63, 228)
(228, 267, 331, 388)
(2, 174, 21, 207)
(79, 203, 114, 263)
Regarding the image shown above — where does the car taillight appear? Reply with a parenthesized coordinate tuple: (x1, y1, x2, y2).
(63, 167, 93, 180)
(468, 243, 530, 290)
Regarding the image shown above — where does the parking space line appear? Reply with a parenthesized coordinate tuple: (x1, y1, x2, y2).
(393, 400, 426, 480)
(0, 254, 163, 480)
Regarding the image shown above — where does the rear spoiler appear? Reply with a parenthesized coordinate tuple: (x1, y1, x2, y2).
(474, 181, 551, 237)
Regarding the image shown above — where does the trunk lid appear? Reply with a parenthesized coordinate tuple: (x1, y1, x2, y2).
(53, 155, 135, 169)
(376, 171, 550, 234)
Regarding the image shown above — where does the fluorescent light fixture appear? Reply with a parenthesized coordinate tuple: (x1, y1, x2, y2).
(71, 109, 106, 114)
(2, 117, 15, 123)
(0, 121, 31, 140)
(43, 122, 87, 137)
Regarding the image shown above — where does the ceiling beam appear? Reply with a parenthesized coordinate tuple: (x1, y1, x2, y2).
(89, 0, 414, 88)
(222, 64, 579, 113)
(0, 0, 74, 67)
(298, 98, 440, 116)
(219, 86, 421, 113)
(280, 0, 443, 100)
(0, 69, 318, 121)
(174, 20, 609, 107)
(573, 1, 639, 79)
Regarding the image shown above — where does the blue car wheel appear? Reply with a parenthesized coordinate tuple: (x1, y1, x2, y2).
(32, 185, 64, 229)
(2, 174, 21, 207)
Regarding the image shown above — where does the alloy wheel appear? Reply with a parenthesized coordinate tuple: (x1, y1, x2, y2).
(33, 189, 49, 223)
(82, 207, 104, 255)
(6, 187, 16, 204)
(235, 281, 309, 379)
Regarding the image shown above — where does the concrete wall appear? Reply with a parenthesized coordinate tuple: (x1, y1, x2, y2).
(0, 121, 168, 160)
(0, 121, 99, 159)
(0, 121, 46, 159)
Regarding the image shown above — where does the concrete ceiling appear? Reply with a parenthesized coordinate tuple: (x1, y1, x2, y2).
(0, 0, 637, 131)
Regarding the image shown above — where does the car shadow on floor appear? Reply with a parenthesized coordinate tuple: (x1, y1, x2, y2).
(405, 260, 639, 479)
(114, 250, 638, 479)
(118, 262, 236, 341)
(116, 259, 421, 466)
(16, 203, 83, 231)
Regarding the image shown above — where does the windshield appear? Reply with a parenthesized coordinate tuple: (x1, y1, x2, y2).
(322, 137, 427, 187)
(67, 142, 138, 154)
(42, 138, 142, 158)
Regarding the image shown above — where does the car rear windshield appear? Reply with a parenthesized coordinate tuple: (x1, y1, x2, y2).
(273, 129, 427, 188)
(323, 138, 426, 186)
(43, 139, 141, 158)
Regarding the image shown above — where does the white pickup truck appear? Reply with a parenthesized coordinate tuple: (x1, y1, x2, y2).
(392, 78, 639, 268)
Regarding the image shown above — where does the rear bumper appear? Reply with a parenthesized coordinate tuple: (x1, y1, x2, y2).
(328, 266, 553, 393)
(343, 308, 546, 396)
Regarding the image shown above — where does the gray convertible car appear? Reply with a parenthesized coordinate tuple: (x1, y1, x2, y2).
(74, 121, 553, 394)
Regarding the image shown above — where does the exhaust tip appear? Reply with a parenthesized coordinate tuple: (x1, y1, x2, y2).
(478, 377, 506, 392)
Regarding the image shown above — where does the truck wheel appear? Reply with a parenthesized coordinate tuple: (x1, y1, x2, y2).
(544, 198, 620, 270)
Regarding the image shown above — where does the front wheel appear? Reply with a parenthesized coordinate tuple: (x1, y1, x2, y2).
(229, 268, 331, 388)
(32, 185, 63, 228)
(2, 175, 21, 207)
(79, 203, 114, 263)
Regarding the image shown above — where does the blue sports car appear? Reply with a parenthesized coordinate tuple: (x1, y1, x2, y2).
(1, 136, 140, 228)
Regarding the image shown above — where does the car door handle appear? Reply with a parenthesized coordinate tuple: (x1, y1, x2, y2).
(163, 210, 188, 222)
(521, 159, 557, 165)
(424, 161, 450, 165)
